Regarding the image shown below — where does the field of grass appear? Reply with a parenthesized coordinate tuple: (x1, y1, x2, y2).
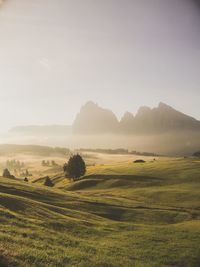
(0, 153, 200, 266)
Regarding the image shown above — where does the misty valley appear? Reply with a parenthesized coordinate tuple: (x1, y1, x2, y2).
(3, 102, 200, 156)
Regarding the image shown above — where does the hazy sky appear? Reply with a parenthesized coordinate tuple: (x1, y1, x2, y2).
(0, 0, 200, 131)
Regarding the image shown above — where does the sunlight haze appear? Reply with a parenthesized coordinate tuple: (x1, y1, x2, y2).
(0, 0, 199, 131)
(1, 2, 200, 265)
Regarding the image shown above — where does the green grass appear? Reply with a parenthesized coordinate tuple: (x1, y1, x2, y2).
(0, 157, 200, 266)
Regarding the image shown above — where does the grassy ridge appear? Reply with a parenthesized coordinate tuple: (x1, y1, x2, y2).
(0, 158, 200, 266)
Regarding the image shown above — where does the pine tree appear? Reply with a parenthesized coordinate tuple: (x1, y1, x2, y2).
(64, 154, 86, 181)
(3, 168, 11, 178)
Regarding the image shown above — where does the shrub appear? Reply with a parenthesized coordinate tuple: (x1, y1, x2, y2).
(44, 176, 54, 187)
(133, 159, 146, 163)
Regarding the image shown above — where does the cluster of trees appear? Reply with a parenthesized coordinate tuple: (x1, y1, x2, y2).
(2, 168, 31, 180)
(64, 154, 86, 181)
(6, 160, 25, 170)
(5, 160, 31, 177)
(2, 154, 86, 188)
(20, 169, 32, 177)
(42, 160, 58, 167)
(43, 154, 86, 185)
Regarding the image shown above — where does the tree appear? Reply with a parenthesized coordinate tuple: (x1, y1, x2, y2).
(51, 160, 56, 166)
(63, 163, 68, 173)
(3, 168, 11, 178)
(42, 160, 46, 166)
(44, 176, 54, 187)
(64, 154, 86, 181)
(3, 169, 12, 178)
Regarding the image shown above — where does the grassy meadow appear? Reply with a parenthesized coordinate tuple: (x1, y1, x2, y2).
(0, 147, 200, 266)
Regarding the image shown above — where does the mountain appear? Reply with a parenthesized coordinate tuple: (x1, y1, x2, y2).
(8, 102, 200, 136)
(73, 102, 200, 134)
(6, 102, 200, 155)
(120, 102, 200, 134)
(73, 101, 119, 134)
(119, 112, 135, 134)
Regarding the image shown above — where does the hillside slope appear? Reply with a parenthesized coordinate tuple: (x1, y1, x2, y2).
(1, 158, 200, 266)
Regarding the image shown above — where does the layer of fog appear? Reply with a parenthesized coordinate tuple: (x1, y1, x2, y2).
(1, 131, 200, 156)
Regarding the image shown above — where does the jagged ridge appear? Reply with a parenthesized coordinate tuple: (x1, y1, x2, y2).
(73, 101, 200, 134)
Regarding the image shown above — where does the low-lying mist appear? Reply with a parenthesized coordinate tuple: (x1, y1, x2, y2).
(1, 130, 200, 156)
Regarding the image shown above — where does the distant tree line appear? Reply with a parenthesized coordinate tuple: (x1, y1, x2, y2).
(79, 148, 129, 154)
(78, 148, 160, 157)
(6, 160, 25, 170)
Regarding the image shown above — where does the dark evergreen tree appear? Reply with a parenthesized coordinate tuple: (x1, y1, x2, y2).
(64, 154, 86, 181)
(3, 169, 15, 179)
(63, 163, 68, 173)
(3, 169, 12, 178)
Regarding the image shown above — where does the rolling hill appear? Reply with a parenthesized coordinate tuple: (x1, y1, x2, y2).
(0, 157, 200, 266)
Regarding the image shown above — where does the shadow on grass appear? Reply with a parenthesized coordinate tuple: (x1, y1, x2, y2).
(0, 255, 17, 267)
(67, 174, 163, 191)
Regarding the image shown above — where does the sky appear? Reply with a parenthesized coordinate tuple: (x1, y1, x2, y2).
(0, 0, 200, 131)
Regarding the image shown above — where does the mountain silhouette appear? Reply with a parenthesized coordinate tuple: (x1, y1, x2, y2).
(121, 102, 200, 134)
(9, 101, 200, 136)
(73, 101, 119, 134)
(7, 101, 200, 155)
(73, 102, 200, 134)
